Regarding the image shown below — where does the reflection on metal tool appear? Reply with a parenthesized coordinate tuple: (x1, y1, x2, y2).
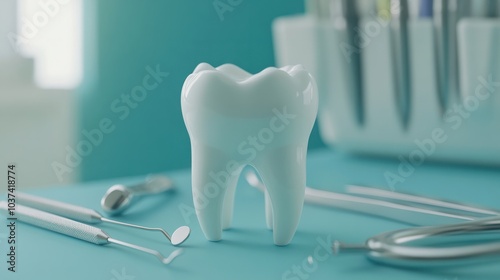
(0, 202, 183, 265)
(16, 192, 190, 246)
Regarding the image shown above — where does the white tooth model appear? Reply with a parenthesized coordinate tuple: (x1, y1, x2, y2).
(181, 63, 318, 245)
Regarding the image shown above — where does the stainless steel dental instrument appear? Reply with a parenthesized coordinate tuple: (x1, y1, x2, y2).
(16, 192, 190, 246)
(390, 0, 411, 129)
(0, 202, 182, 265)
(345, 184, 500, 217)
(333, 215, 500, 266)
(433, 0, 469, 112)
(330, 0, 365, 126)
(101, 175, 175, 215)
(433, 0, 448, 112)
(246, 171, 500, 266)
(245, 170, 500, 226)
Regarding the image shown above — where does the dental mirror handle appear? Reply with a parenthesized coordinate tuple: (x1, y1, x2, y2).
(0, 201, 107, 243)
(127, 175, 175, 195)
(16, 192, 102, 223)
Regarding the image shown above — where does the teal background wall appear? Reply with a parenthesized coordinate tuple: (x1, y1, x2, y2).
(79, 0, 324, 182)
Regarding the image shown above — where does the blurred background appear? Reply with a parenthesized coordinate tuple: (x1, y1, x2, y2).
(3, 0, 500, 189)
(1, 0, 323, 188)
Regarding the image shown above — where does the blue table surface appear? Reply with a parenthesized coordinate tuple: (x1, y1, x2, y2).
(1, 148, 500, 280)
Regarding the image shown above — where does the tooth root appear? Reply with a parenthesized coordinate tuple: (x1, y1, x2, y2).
(264, 189, 273, 230)
(222, 168, 242, 230)
(254, 145, 306, 246)
(191, 143, 241, 241)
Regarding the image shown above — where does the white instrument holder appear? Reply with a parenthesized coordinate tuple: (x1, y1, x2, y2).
(273, 16, 500, 165)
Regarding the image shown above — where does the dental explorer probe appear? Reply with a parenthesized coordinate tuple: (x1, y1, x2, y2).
(16, 192, 191, 246)
(0, 202, 182, 265)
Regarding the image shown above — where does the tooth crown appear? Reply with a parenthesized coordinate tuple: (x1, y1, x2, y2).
(181, 63, 318, 245)
(182, 63, 317, 157)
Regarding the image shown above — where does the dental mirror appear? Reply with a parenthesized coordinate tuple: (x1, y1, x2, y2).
(101, 175, 175, 215)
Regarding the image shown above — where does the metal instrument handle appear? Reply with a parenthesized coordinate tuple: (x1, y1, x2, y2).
(16, 192, 102, 223)
(0, 201, 108, 245)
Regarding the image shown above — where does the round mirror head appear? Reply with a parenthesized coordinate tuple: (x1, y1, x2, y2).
(171, 226, 191, 246)
(100, 184, 132, 215)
